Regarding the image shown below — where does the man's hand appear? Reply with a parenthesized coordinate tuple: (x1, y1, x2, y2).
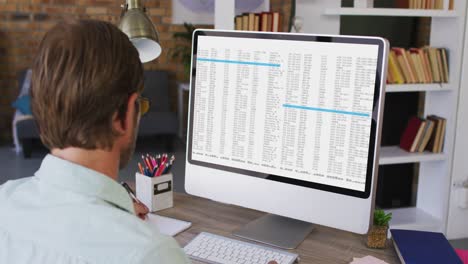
(133, 201, 149, 220)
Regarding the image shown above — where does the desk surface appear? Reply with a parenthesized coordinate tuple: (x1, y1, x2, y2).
(157, 193, 399, 264)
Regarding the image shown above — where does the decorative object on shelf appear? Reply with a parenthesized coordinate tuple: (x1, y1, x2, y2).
(118, 0, 161, 63)
(291, 16, 303, 33)
(367, 209, 392, 249)
(354, 0, 374, 8)
(171, 22, 197, 81)
(172, 0, 269, 25)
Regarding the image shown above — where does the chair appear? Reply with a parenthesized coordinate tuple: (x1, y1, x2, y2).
(14, 70, 40, 158)
(138, 70, 178, 151)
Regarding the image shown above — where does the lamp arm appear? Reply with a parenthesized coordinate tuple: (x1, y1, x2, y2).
(127, 0, 142, 10)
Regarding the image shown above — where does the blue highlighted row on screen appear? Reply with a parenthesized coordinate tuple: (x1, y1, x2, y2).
(283, 104, 370, 117)
(197, 58, 281, 67)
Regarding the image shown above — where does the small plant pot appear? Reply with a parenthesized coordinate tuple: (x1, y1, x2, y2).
(367, 225, 388, 249)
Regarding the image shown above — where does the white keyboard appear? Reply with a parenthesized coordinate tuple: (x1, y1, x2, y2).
(183, 232, 299, 264)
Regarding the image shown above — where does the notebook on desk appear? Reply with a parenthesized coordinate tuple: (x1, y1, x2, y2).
(145, 214, 191, 237)
(391, 229, 462, 264)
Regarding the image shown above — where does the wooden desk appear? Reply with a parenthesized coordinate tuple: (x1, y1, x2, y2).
(157, 193, 400, 264)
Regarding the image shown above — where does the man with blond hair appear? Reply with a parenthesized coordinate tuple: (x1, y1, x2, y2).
(0, 20, 189, 264)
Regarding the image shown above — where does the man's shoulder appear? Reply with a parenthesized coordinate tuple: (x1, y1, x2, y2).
(0, 177, 35, 200)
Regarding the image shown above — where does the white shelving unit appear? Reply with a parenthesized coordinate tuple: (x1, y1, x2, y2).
(296, 0, 467, 238)
(386, 83, 450, 93)
(324, 8, 459, 17)
(385, 207, 443, 232)
(379, 146, 446, 165)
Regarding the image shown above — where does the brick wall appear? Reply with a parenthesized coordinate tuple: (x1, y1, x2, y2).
(0, 0, 291, 144)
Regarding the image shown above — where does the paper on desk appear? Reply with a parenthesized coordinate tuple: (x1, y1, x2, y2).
(350, 255, 389, 264)
(145, 214, 192, 237)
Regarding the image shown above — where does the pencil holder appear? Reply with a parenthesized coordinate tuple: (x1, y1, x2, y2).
(135, 172, 173, 212)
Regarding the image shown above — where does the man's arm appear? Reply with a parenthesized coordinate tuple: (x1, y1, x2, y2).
(138, 236, 190, 264)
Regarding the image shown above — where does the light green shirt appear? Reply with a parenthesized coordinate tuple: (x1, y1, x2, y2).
(0, 154, 190, 264)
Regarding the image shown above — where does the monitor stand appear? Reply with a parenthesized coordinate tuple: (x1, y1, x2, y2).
(232, 214, 314, 249)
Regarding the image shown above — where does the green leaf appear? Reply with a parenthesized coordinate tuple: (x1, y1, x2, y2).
(373, 209, 392, 226)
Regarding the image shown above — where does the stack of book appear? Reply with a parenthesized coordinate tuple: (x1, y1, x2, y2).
(234, 12, 282, 32)
(387, 47, 449, 84)
(400, 115, 446, 153)
(396, 0, 454, 9)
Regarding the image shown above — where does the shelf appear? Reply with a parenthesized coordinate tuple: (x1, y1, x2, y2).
(379, 146, 446, 165)
(386, 83, 450, 93)
(385, 207, 443, 237)
(324, 8, 459, 17)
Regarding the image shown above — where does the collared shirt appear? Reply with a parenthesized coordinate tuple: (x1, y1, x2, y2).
(0, 154, 190, 264)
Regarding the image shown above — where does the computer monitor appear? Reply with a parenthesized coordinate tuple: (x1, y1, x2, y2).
(185, 30, 388, 249)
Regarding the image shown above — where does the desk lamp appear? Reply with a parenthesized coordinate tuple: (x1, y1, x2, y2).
(118, 0, 161, 63)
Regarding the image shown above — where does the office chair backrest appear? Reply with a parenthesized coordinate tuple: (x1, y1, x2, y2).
(142, 70, 170, 112)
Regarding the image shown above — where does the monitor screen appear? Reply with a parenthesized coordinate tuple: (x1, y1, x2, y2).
(188, 31, 385, 198)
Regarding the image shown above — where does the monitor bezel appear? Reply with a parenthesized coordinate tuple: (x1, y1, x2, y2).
(187, 29, 386, 199)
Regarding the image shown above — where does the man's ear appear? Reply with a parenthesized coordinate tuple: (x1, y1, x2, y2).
(113, 92, 139, 136)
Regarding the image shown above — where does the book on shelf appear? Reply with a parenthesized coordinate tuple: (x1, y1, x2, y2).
(400, 117, 424, 152)
(388, 50, 405, 84)
(417, 118, 435, 152)
(235, 16, 242, 30)
(272, 12, 281, 32)
(406, 0, 446, 9)
(387, 47, 449, 85)
(427, 115, 447, 153)
(248, 13, 255, 31)
(260, 12, 270, 31)
(400, 115, 446, 153)
(234, 11, 282, 32)
(242, 14, 248, 31)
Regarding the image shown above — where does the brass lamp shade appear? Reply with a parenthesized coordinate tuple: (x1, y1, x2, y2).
(118, 0, 161, 63)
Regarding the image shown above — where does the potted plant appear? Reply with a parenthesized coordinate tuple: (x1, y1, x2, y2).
(367, 209, 392, 249)
(171, 22, 197, 82)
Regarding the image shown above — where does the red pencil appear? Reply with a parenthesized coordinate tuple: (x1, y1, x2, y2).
(155, 161, 166, 177)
